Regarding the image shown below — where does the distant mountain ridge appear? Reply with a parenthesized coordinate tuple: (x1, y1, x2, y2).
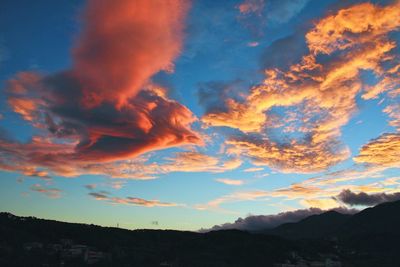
(262, 210, 352, 239)
(1, 199, 400, 266)
(263, 199, 400, 239)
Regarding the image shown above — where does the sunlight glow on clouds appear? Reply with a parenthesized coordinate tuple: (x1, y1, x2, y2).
(202, 0, 400, 173)
(1, 0, 400, 230)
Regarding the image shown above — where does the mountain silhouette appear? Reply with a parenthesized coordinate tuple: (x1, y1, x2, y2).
(2, 200, 400, 266)
(263, 199, 400, 240)
(263, 210, 352, 239)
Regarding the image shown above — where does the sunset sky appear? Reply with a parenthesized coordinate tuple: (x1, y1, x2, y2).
(1, 0, 400, 231)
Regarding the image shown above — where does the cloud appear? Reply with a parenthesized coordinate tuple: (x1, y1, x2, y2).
(159, 151, 242, 173)
(197, 80, 247, 115)
(215, 178, 244, 186)
(88, 191, 109, 200)
(196, 166, 399, 212)
(1, 1, 202, 179)
(305, 2, 400, 55)
(243, 167, 264, 172)
(225, 138, 350, 173)
(353, 133, 400, 168)
(30, 184, 62, 199)
(88, 191, 180, 207)
(195, 190, 269, 212)
(237, 0, 264, 15)
(383, 104, 400, 131)
(84, 184, 96, 190)
(109, 181, 126, 190)
(202, 1, 400, 173)
(260, 34, 307, 70)
(236, 0, 309, 28)
(300, 198, 340, 210)
(201, 206, 356, 232)
(335, 189, 400, 207)
(73, 0, 190, 108)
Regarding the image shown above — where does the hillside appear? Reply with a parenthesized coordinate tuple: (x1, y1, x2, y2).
(2, 200, 400, 266)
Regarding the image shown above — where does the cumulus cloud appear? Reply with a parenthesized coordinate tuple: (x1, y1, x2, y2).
(353, 133, 400, 168)
(1, 0, 203, 179)
(335, 189, 400, 207)
(201, 206, 356, 232)
(203, 1, 400, 173)
(73, 0, 190, 108)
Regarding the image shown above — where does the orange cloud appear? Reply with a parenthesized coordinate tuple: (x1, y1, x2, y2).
(88, 191, 180, 207)
(226, 139, 350, 173)
(383, 104, 400, 131)
(73, 0, 190, 108)
(195, 190, 269, 212)
(160, 151, 242, 174)
(110, 197, 180, 207)
(300, 198, 340, 210)
(202, 1, 400, 173)
(354, 133, 400, 168)
(243, 167, 264, 172)
(305, 2, 400, 55)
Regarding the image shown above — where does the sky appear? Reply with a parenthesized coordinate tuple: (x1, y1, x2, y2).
(1, 0, 400, 231)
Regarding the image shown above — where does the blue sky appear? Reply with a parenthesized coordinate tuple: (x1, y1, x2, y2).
(1, 0, 400, 231)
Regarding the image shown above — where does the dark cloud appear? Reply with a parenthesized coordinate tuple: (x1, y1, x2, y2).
(198, 80, 247, 114)
(260, 34, 307, 70)
(88, 191, 109, 200)
(335, 189, 400, 207)
(200, 206, 356, 232)
(84, 184, 96, 190)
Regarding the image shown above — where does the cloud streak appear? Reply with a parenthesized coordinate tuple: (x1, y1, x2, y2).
(88, 191, 181, 207)
(215, 178, 244, 186)
(30, 184, 62, 199)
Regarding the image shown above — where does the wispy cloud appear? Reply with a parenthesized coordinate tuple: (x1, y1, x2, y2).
(215, 178, 244, 186)
(88, 191, 181, 208)
(30, 184, 62, 199)
(243, 167, 264, 172)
